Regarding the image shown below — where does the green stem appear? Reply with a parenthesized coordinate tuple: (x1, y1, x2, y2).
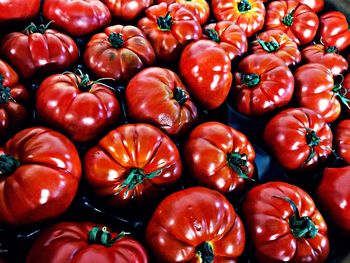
(240, 73, 260, 87)
(304, 129, 320, 164)
(238, 0, 252, 13)
(325, 46, 338, 53)
(174, 87, 188, 104)
(0, 75, 12, 104)
(204, 28, 220, 43)
(0, 154, 20, 176)
(108, 33, 124, 48)
(257, 38, 280, 52)
(24, 21, 53, 35)
(227, 152, 250, 179)
(333, 84, 350, 110)
(88, 226, 129, 247)
(282, 10, 295, 27)
(157, 11, 173, 31)
(197, 242, 214, 263)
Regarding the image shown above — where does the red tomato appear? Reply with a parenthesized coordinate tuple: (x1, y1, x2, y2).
(263, 108, 332, 171)
(1, 22, 78, 79)
(35, 71, 121, 143)
(146, 187, 245, 262)
(334, 120, 350, 164)
(43, 0, 111, 37)
(0, 0, 40, 25)
(84, 123, 182, 208)
(184, 122, 255, 194)
(302, 44, 348, 76)
(102, 0, 153, 21)
(26, 222, 148, 263)
(243, 181, 329, 263)
(316, 167, 350, 234)
(203, 21, 248, 61)
(84, 25, 155, 82)
(297, 0, 324, 12)
(265, 0, 319, 45)
(179, 40, 232, 110)
(318, 11, 350, 52)
(0, 127, 81, 225)
(251, 29, 301, 66)
(125, 67, 197, 137)
(138, 3, 202, 62)
(211, 0, 265, 37)
(0, 60, 30, 143)
(345, 74, 350, 115)
(230, 54, 294, 116)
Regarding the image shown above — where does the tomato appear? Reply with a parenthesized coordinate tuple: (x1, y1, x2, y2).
(316, 167, 350, 234)
(302, 44, 348, 76)
(265, 0, 319, 45)
(43, 0, 111, 37)
(0, 0, 40, 25)
(138, 3, 202, 62)
(0, 60, 30, 143)
(211, 0, 265, 37)
(334, 120, 350, 165)
(125, 67, 197, 137)
(146, 187, 245, 262)
(1, 22, 78, 79)
(251, 29, 301, 66)
(203, 21, 248, 61)
(26, 222, 148, 263)
(35, 71, 121, 143)
(345, 74, 350, 115)
(242, 181, 329, 263)
(0, 127, 81, 225)
(297, 0, 324, 12)
(230, 54, 294, 116)
(184, 122, 255, 194)
(318, 11, 350, 52)
(294, 63, 347, 123)
(179, 40, 232, 110)
(84, 25, 155, 82)
(102, 0, 152, 21)
(263, 108, 332, 171)
(84, 123, 182, 208)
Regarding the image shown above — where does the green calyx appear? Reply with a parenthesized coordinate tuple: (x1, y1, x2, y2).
(333, 84, 350, 110)
(88, 226, 129, 247)
(204, 28, 220, 43)
(227, 152, 250, 180)
(157, 11, 173, 31)
(325, 46, 338, 53)
(197, 242, 214, 263)
(0, 75, 11, 104)
(108, 33, 124, 48)
(0, 154, 20, 176)
(240, 73, 260, 87)
(174, 87, 188, 104)
(304, 129, 320, 164)
(238, 0, 252, 13)
(24, 21, 53, 35)
(282, 10, 295, 27)
(257, 38, 280, 52)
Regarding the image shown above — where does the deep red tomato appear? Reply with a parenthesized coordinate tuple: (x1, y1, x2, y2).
(298, 0, 324, 12)
(265, 0, 319, 45)
(302, 44, 348, 76)
(334, 120, 350, 164)
(263, 108, 332, 171)
(184, 122, 255, 194)
(0, 0, 40, 25)
(43, 0, 111, 37)
(84, 123, 182, 208)
(26, 222, 148, 263)
(345, 74, 350, 115)
(0, 60, 30, 143)
(318, 11, 350, 52)
(230, 53, 294, 116)
(1, 22, 78, 79)
(211, 0, 265, 37)
(35, 71, 121, 143)
(0, 127, 81, 225)
(316, 167, 350, 234)
(125, 67, 197, 137)
(146, 187, 245, 262)
(138, 3, 202, 62)
(251, 29, 301, 66)
(203, 21, 248, 61)
(102, 0, 153, 21)
(243, 181, 329, 263)
(84, 25, 155, 82)
(179, 40, 232, 110)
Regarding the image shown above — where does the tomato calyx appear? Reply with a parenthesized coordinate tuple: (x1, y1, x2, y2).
(24, 21, 53, 35)
(0, 154, 20, 177)
(325, 46, 338, 53)
(282, 10, 295, 27)
(227, 152, 251, 180)
(204, 29, 220, 43)
(305, 128, 320, 164)
(238, 0, 252, 13)
(88, 226, 129, 247)
(157, 11, 173, 31)
(257, 37, 280, 52)
(332, 83, 350, 109)
(174, 87, 188, 104)
(0, 75, 12, 104)
(240, 73, 260, 87)
(196, 242, 214, 263)
(108, 33, 124, 48)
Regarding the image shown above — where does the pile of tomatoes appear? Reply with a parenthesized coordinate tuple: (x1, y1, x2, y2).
(1, 0, 350, 262)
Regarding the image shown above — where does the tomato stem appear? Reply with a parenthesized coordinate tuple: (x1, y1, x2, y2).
(332, 84, 350, 110)
(0, 154, 20, 176)
(305, 129, 320, 164)
(197, 242, 214, 263)
(257, 37, 280, 52)
(24, 21, 53, 35)
(157, 11, 173, 31)
(174, 87, 188, 104)
(325, 46, 338, 53)
(282, 10, 295, 27)
(0, 75, 12, 104)
(240, 73, 260, 87)
(108, 33, 124, 48)
(238, 0, 252, 13)
(227, 152, 251, 180)
(88, 226, 129, 247)
(204, 28, 220, 43)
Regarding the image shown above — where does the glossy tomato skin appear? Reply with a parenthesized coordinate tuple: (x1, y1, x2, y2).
(84, 25, 155, 82)
(146, 187, 245, 262)
(84, 124, 182, 208)
(138, 3, 202, 62)
(125, 67, 197, 137)
(230, 54, 294, 116)
(243, 182, 329, 263)
(43, 0, 111, 36)
(298, 0, 324, 12)
(212, 0, 265, 37)
(179, 40, 232, 110)
(345, 74, 350, 115)
(265, 0, 319, 45)
(0, 0, 40, 25)
(26, 222, 149, 263)
(334, 120, 350, 164)
(35, 73, 121, 143)
(184, 122, 255, 194)
(263, 108, 332, 171)
(102, 0, 153, 21)
(0, 127, 81, 225)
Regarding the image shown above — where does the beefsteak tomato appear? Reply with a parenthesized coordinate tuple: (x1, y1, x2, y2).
(334, 120, 350, 164)
(102, 0, 153, 21)
(298, 0, 324, 13)
(0, 0, 40, 25)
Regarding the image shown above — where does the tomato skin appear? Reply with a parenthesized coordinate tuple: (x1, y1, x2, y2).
(263, 108, 332, 171)
(43, 0, 111, 36)
(345, 74, 350, 116)
(230, 54, 294, 116)
(146, 187, 245, 262)
(125, 67, 197, 137)
(179, 40, 232, 110)
(102, 0, 152, 21)
(0, 127, 81, 225)
(265, 0, 319, 45)
(298, 0, 324, 12)
(243, 181, 329, 263)
(138, 3, 202, 62)
(26, 222, 149, 263)
(84, 25, 155, 82)
(84, 123, 182, 208)
(334, 120, 350, 164)
(0, 0, 40, 25)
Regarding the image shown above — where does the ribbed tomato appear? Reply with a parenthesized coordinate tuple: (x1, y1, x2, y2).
(334, 120, 350, 164)
(102, 0, 153, 21)
(0, 0, 40, 25)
